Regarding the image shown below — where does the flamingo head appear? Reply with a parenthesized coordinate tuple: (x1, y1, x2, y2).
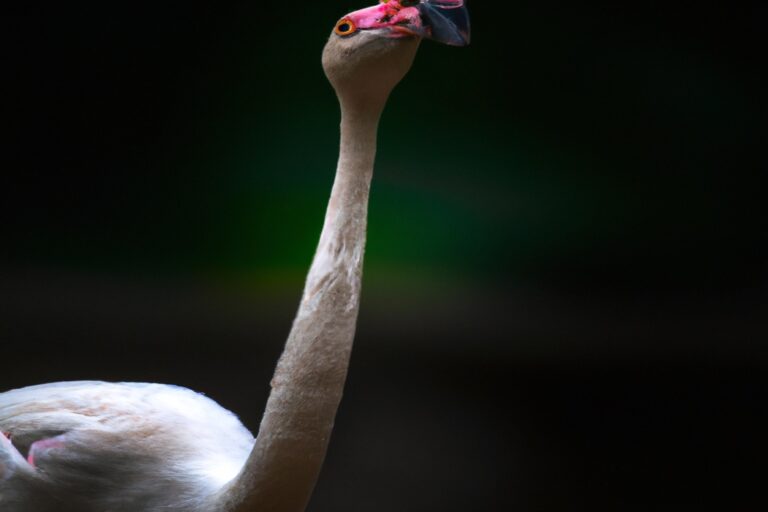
(322, 0, 470, 110)
(334, 0, 471, 47)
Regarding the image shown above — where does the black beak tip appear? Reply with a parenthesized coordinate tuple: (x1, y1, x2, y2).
(418, 1, 471, 47)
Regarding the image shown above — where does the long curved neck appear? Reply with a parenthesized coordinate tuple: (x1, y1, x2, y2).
(214, 101, 383, 512)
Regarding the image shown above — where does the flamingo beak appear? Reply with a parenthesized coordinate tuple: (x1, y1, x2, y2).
(415, 0, 471, 46)
(343, 1, 471, 47)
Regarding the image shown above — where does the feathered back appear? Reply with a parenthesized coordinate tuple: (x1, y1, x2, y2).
(0, 382, 254, 512)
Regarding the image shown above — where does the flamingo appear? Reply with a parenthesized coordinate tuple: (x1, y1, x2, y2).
(0, 2, 470, 511)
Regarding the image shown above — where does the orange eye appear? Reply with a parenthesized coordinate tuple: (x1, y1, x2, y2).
(334, 18, 357, 37)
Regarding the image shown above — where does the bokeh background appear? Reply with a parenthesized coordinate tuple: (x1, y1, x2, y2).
(3, 1, 766, 509)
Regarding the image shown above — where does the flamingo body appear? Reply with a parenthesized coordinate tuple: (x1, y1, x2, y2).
(1, 2, 470, 510)
(0, 381, 253, 511)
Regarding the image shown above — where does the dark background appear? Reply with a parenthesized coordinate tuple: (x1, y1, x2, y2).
(2, 1, 766, 509)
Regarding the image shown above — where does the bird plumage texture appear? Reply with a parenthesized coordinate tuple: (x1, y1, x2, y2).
(0, 382, 253, 511)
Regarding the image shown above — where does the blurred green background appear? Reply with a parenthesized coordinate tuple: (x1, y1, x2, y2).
(2, 1, 766, 509)
(4, 1, 764, 291)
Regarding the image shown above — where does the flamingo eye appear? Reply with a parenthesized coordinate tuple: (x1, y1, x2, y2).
(334, 18, 357, 37)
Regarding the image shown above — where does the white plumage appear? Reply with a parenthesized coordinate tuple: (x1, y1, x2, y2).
(0, 382, 253, 511)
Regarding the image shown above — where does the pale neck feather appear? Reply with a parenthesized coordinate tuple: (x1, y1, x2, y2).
(212, 102, 382, 512)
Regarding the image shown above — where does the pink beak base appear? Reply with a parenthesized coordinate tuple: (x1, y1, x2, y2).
(344, 1, 426, 39)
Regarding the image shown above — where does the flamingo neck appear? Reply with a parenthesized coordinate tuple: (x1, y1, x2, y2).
(214, 102, 381, 512)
